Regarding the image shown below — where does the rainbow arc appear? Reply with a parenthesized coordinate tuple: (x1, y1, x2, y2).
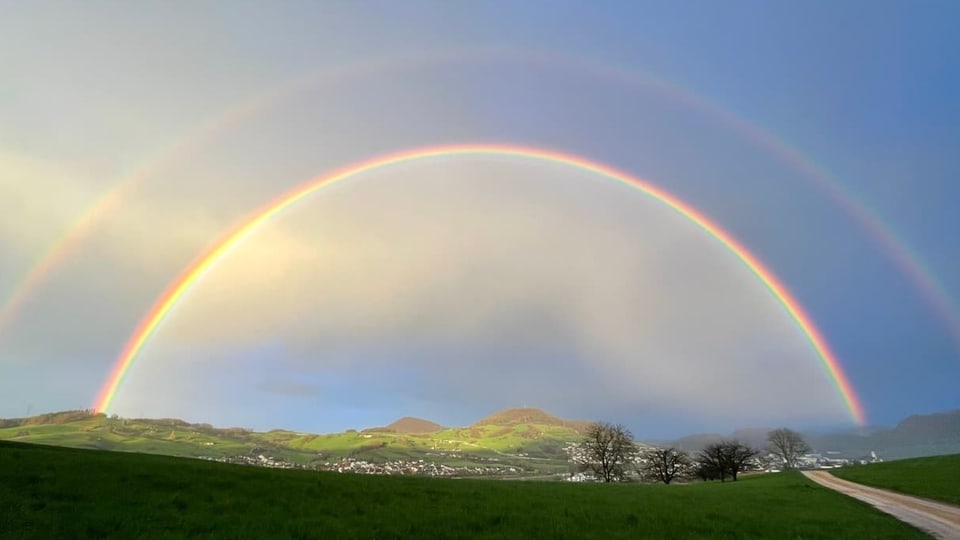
(92, 143, 866, 424)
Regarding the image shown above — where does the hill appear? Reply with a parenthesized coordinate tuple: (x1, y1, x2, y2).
(4, 407, 958, 471)
(364, 416, 444, 434)
(808, 410, 960, 459)
(666, 429, 772, 454)
(473, 408, 592, 432)
(0, 440, 927, 539)
(0, 408, 589, 477)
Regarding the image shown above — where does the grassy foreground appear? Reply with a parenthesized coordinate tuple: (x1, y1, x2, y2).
(0, 441, 928, 540)
(831, 453, 960, 505)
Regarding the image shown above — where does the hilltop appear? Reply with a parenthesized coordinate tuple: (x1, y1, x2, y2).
(365, 416, 444, 434)
(473, 408, 592, 432)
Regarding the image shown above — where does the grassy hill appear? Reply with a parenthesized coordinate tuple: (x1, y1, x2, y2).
(831, 453, 960, 505)
(0, 409, 586, 477)
(365, 417, 445, 434)
(473, 407, 592, 431)
(0, 440, 928, 539)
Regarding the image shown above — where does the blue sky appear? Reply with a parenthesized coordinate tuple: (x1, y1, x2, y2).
(0, 1, 957, 438)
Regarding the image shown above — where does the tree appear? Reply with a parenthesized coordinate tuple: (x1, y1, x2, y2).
(641, 447, 692, 484)
(697, 443, 728, 482)
(722, 440, 759, 481)
(697, 440, 758, 482)
(766, 428, 811, 470)
(580, 422, 638, 482)
(693, 460, 722, 482)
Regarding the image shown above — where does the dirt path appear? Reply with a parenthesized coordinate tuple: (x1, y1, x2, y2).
(803, 470, 960, 539)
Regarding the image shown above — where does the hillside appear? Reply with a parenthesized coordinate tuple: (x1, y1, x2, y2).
(0, 440, 927, 539)
(3, 407, 959, 472)
(473, 408, 592, 432)
(365, 416, 444, 434)
(0, 408, 588, 477)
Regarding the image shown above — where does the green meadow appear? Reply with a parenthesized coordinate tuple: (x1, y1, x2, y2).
(0, 440, 929, 540)
(0, 412, 581, 475)
(831, 453, 960, 505)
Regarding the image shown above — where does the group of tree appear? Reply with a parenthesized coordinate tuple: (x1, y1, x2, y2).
(575, 422, 709, 484)
(576, 422, 813, 484)
(694, 440, 757, 482)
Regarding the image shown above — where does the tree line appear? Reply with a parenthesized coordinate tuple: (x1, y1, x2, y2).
(575, 422, 811, 484)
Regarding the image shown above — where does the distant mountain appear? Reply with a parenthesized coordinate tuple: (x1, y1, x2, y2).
(473, 407, 592, 433)
(364, 417, 444, 434)
(667, 433, 726, 453)
(894, 409, 960, 439)
(661, 410, 960, 460)
(808, 409, 960, 460)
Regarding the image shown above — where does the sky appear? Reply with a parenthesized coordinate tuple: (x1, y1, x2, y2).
(0, 1, 957, 439)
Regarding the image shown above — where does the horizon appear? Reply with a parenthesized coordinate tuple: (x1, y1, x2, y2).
(8, 404, 953, 442)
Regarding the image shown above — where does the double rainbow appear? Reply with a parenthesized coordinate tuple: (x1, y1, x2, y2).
(92, 143, 866, 424)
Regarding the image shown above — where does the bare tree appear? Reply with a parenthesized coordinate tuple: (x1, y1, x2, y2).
(641, 447, 692, 484)
(697, 440, 758, 482)
(697, 442, 728, 482)
(723, 440, 758, 481)
(766, 428, 811, 470)
(580, 421, 637, 482)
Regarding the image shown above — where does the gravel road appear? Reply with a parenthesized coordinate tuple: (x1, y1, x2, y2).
(803, 470, 960, 539)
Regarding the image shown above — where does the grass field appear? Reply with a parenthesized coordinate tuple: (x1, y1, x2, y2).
(831, 453, 960, 506)
(0, 441, 929, 539)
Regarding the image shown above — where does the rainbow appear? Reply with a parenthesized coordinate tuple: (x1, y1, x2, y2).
(576, 57, 960, 351)
(2, 50, 956, 354)
(0, 186, 132, 336)
(92, 143, 866, 424)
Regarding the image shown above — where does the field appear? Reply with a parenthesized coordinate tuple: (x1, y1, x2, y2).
(831, 453, 960, 505)
(0, 440, 929, 539)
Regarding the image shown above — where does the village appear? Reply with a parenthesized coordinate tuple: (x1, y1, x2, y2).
(198, 452, 533, 477)
(196, 442, 884, 481)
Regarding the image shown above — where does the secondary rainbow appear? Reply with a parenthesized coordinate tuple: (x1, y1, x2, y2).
(4, 50, 955, 353)
(92, 143, 866, 424)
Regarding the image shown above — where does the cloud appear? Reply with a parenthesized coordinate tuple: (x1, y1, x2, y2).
(257, 379, 321, 397)
(0, 72, 851, 431)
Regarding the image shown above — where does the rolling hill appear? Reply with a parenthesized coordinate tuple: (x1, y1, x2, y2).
(364, 416, 444, 434)
(0, 408, 589, 477)
(473, 407, 592, 432)
(3, 407, 958, 475)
